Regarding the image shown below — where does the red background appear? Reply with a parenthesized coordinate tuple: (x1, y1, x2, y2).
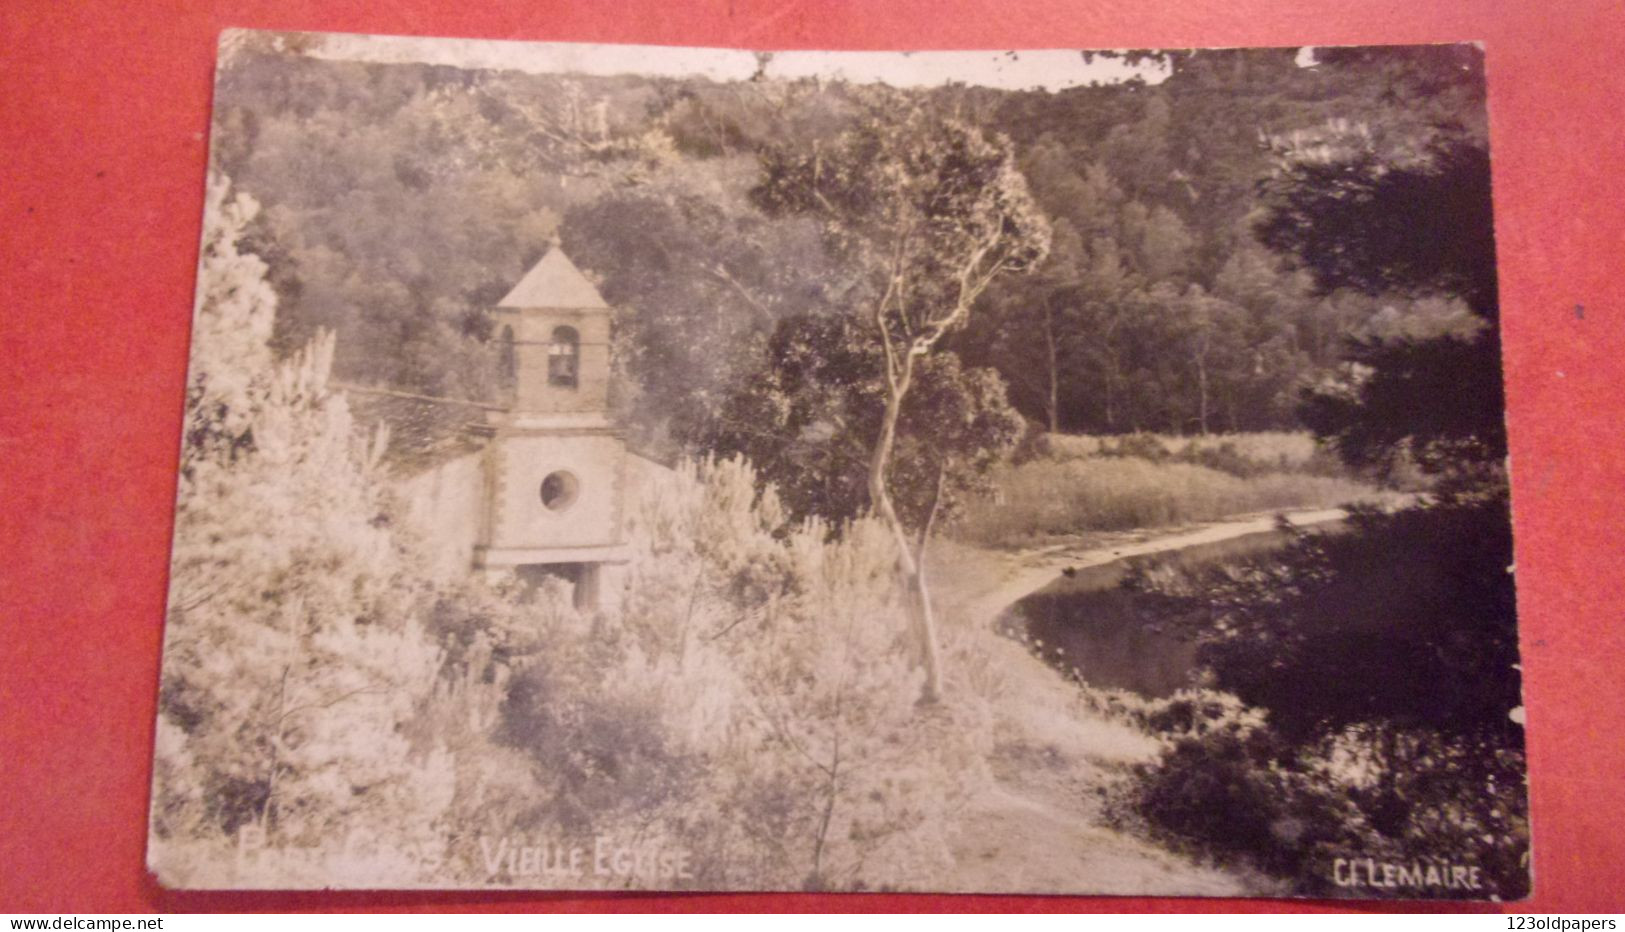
(3, 0, 1622, 914)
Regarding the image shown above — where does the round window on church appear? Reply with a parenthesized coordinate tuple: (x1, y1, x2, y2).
(539, 470, 580, 511)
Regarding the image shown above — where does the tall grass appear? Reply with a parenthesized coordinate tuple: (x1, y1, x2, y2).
(961, 436, 1379, 547)
(1044, 431, 1333, 474)
(1172, 431, 1320, 467)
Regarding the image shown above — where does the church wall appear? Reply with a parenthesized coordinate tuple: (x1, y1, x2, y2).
(391, 443, 675, 589)
(488, 431, 627, 551)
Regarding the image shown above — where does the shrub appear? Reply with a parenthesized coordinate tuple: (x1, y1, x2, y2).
(151, 179, 465, 888)
(1046, 431, 1326, 471)
(1130, 718, 1368, 881)
(1174, 432, 1323, 472)
(616, 456, 994, 889)
(1099, 431, 1175, 463)
(155, 338, 456, 887)
(157, 177, 992, 892)
(1036, 430, 1356, 481)
(1135, 496, 1522, 740)
(1118, 494, 1528, 898)
(498, 656, 700, 836)
(1130, 719, 1528, 899)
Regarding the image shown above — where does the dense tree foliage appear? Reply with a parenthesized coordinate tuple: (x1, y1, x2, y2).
(214, 41, 1493, 454)
(951, 45, 1492, 436)
(702, 314, 1024, 530)
(558, 188, 841, 455)
(1102, 43, 1522, 896)
(203, 42, 1507, 715)
(1258, 138, 1505, 475)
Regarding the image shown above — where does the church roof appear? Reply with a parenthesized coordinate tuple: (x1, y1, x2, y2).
(497, 246, 609, 310)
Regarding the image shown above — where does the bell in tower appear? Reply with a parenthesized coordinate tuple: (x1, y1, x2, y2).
(476, 244, 629, 611)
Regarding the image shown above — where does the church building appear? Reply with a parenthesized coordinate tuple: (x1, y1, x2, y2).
(478, 246, 631, 610)
(393, 245, 639, 612)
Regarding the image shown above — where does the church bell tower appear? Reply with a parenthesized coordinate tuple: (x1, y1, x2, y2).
(476, 245, 628, 610)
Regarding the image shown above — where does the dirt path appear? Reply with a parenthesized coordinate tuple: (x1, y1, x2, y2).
(946, 742, 1251, 895)
(934, 507, 1354, 895)
(951, 506, 1353, 630)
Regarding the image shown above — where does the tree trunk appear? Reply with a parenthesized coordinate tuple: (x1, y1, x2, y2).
(1195, 349, 1210, 436)
(1104, 367, 1117, 430)
(868, 354, 945, 705)
(1102, 339, 1124, 431)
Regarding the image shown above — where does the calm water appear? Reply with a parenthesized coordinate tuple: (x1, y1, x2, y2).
(1005, 526, 1337, 698)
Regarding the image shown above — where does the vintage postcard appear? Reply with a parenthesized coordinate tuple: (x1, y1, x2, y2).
(149, 30, 1527, 897)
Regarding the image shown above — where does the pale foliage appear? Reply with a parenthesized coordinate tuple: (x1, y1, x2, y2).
(154, 178, 454, 887)
(181, 173, 277, 468)
(153, 325, 457, 884)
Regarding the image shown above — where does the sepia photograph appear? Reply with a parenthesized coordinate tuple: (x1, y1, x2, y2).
(148, 30, 1527, 898)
